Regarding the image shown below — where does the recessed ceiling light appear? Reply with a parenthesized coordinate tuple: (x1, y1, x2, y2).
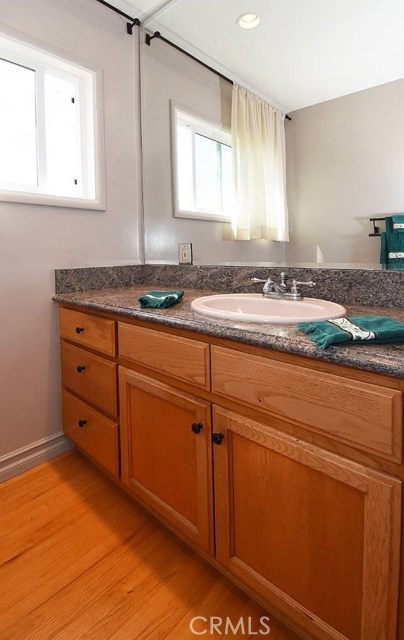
(237, 13, 261, 29)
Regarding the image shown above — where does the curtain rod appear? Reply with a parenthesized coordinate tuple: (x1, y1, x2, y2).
(146, 31, 292, 121)
(94, 0, 140, 34)
(92, 1, 291, 121)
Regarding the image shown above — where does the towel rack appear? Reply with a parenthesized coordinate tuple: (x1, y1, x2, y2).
(369, 217, 386, 237)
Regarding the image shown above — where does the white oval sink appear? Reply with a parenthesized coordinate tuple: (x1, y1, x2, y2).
(191, 294, 346, 324)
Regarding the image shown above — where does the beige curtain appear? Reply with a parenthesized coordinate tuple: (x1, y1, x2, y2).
(231, 84, 289, 241)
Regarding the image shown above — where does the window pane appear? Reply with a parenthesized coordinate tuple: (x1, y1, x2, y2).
(177, 122, 193, 210)
(195, 133, 220, 211)
(221, 143, 232, 213)
(0, 58, 37, 188)
(44, 72, 81, 196)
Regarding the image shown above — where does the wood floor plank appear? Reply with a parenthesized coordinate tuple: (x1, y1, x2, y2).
(0, 454, 84, 510)
(4, 523, 158, 640)
(0, 479, 147, 626)
(0, 452, 300, 640)
(0, 470, 107, 565)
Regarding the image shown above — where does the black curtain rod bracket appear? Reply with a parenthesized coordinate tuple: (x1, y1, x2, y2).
(127, 18, 141, 35)
(94, 0, 140, 34)
(145, 31, 291, 121)
(145, 31, 161, 45)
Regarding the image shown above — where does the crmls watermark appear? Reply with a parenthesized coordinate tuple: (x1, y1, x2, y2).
(189, 616, 271, 635)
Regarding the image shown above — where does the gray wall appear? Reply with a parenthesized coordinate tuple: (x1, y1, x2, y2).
(141, 37, 286, 265)
(0, 0, 142, 479)
(286, 79, 404, 265)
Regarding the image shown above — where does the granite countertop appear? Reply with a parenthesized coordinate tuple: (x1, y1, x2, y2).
(53, 285, 404, 379)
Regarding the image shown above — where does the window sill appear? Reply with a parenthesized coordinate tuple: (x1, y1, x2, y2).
(174, 209, 231, 223)
(0, 190, 106, 211)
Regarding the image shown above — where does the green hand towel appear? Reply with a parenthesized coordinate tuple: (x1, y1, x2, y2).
(380, 216, 404, 268)
(138, 290, 184, 309)
(298, 315, 404, 350)
(392, 214, 404, 231)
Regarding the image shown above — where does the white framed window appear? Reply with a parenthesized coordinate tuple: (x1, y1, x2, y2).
(171, 102, 232, 222)
(0, 26, 105, 209)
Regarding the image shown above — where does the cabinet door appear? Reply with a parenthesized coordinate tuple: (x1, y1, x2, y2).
(213, 406, 401, 640)
(119, 367, 214, 554)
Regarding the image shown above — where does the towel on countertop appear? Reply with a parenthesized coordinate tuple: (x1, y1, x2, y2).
(138, 290, 184, 309)
(298, 315, 404, 350)
(380, 216, 404, 268)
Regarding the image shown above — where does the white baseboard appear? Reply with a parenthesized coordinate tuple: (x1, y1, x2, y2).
(0, 432, 75, 483)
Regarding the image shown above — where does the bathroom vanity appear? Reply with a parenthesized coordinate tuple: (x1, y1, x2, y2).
(55, 283, 404, 640)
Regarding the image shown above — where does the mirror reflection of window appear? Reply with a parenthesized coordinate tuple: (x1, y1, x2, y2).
(173, 103, 232, 222)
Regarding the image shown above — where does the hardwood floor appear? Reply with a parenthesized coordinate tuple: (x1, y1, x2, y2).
(0, 452, 300, 640)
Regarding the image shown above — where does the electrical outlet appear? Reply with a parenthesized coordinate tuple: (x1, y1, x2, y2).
(178, 242, 193, 265)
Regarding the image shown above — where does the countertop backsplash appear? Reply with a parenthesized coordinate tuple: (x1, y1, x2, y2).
(55, 264, 404, 307)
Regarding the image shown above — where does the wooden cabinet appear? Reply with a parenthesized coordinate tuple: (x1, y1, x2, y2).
(62, 390, 119, 478)
(59, 307, 119, 478)
(119, 322, 210, 390)
(59, 307, 116, 356)
(60, 342, 118, 416)
(211, 345, 402, 462)
(213, 406, 401, 640)
(119, 367, 214, 554)
(57, 305, 404, 640)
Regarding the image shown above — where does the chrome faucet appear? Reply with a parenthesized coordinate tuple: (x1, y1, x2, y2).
(251, 272, 316, 301)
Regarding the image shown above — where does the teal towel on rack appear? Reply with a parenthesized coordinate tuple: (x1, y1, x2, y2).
(392, 214, 404, 231)
(298, 315, 404, 350)
(138, 290, 184, 309)
(380, 216, 404, 268)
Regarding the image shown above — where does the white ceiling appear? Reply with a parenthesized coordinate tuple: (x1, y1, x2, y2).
(108, 0, 404, 113)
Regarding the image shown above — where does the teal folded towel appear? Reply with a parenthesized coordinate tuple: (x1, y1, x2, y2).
(138, 290, 184, 309)
(380, 216, 404, 268)
(298, 315, 404, 350)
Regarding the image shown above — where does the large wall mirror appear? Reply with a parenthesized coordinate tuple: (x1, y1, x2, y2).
(140, 0, 404, 269)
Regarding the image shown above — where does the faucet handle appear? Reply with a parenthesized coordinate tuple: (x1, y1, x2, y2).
(292, 279, 316, 288)
(250, 277, 271, 284)
(250, 277, 274, 295)
(290, 279, 316, 298)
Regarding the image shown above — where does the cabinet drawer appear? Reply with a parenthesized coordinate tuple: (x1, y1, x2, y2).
(211, 346, 402, 461)
(60, 342, 118, 416)
(62, 390, 119, 478)
(119, 323, 210, 390)
(59, 307, 116, 356)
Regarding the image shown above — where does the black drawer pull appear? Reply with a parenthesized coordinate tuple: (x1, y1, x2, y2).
(75, 327, 84, 334)
(191, 422, 203, 434)
(76, 365, 86, 373)
(213, 432, 224, 445)
(78, 419, 87, 428)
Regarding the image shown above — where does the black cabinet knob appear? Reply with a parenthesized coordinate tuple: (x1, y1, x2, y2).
(78, 419, 87, 428)
(75, 327, 84, 334)
(76, 365, 86, 373)
(191, 422, 203, 434)
(213, 432, 224, 445)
